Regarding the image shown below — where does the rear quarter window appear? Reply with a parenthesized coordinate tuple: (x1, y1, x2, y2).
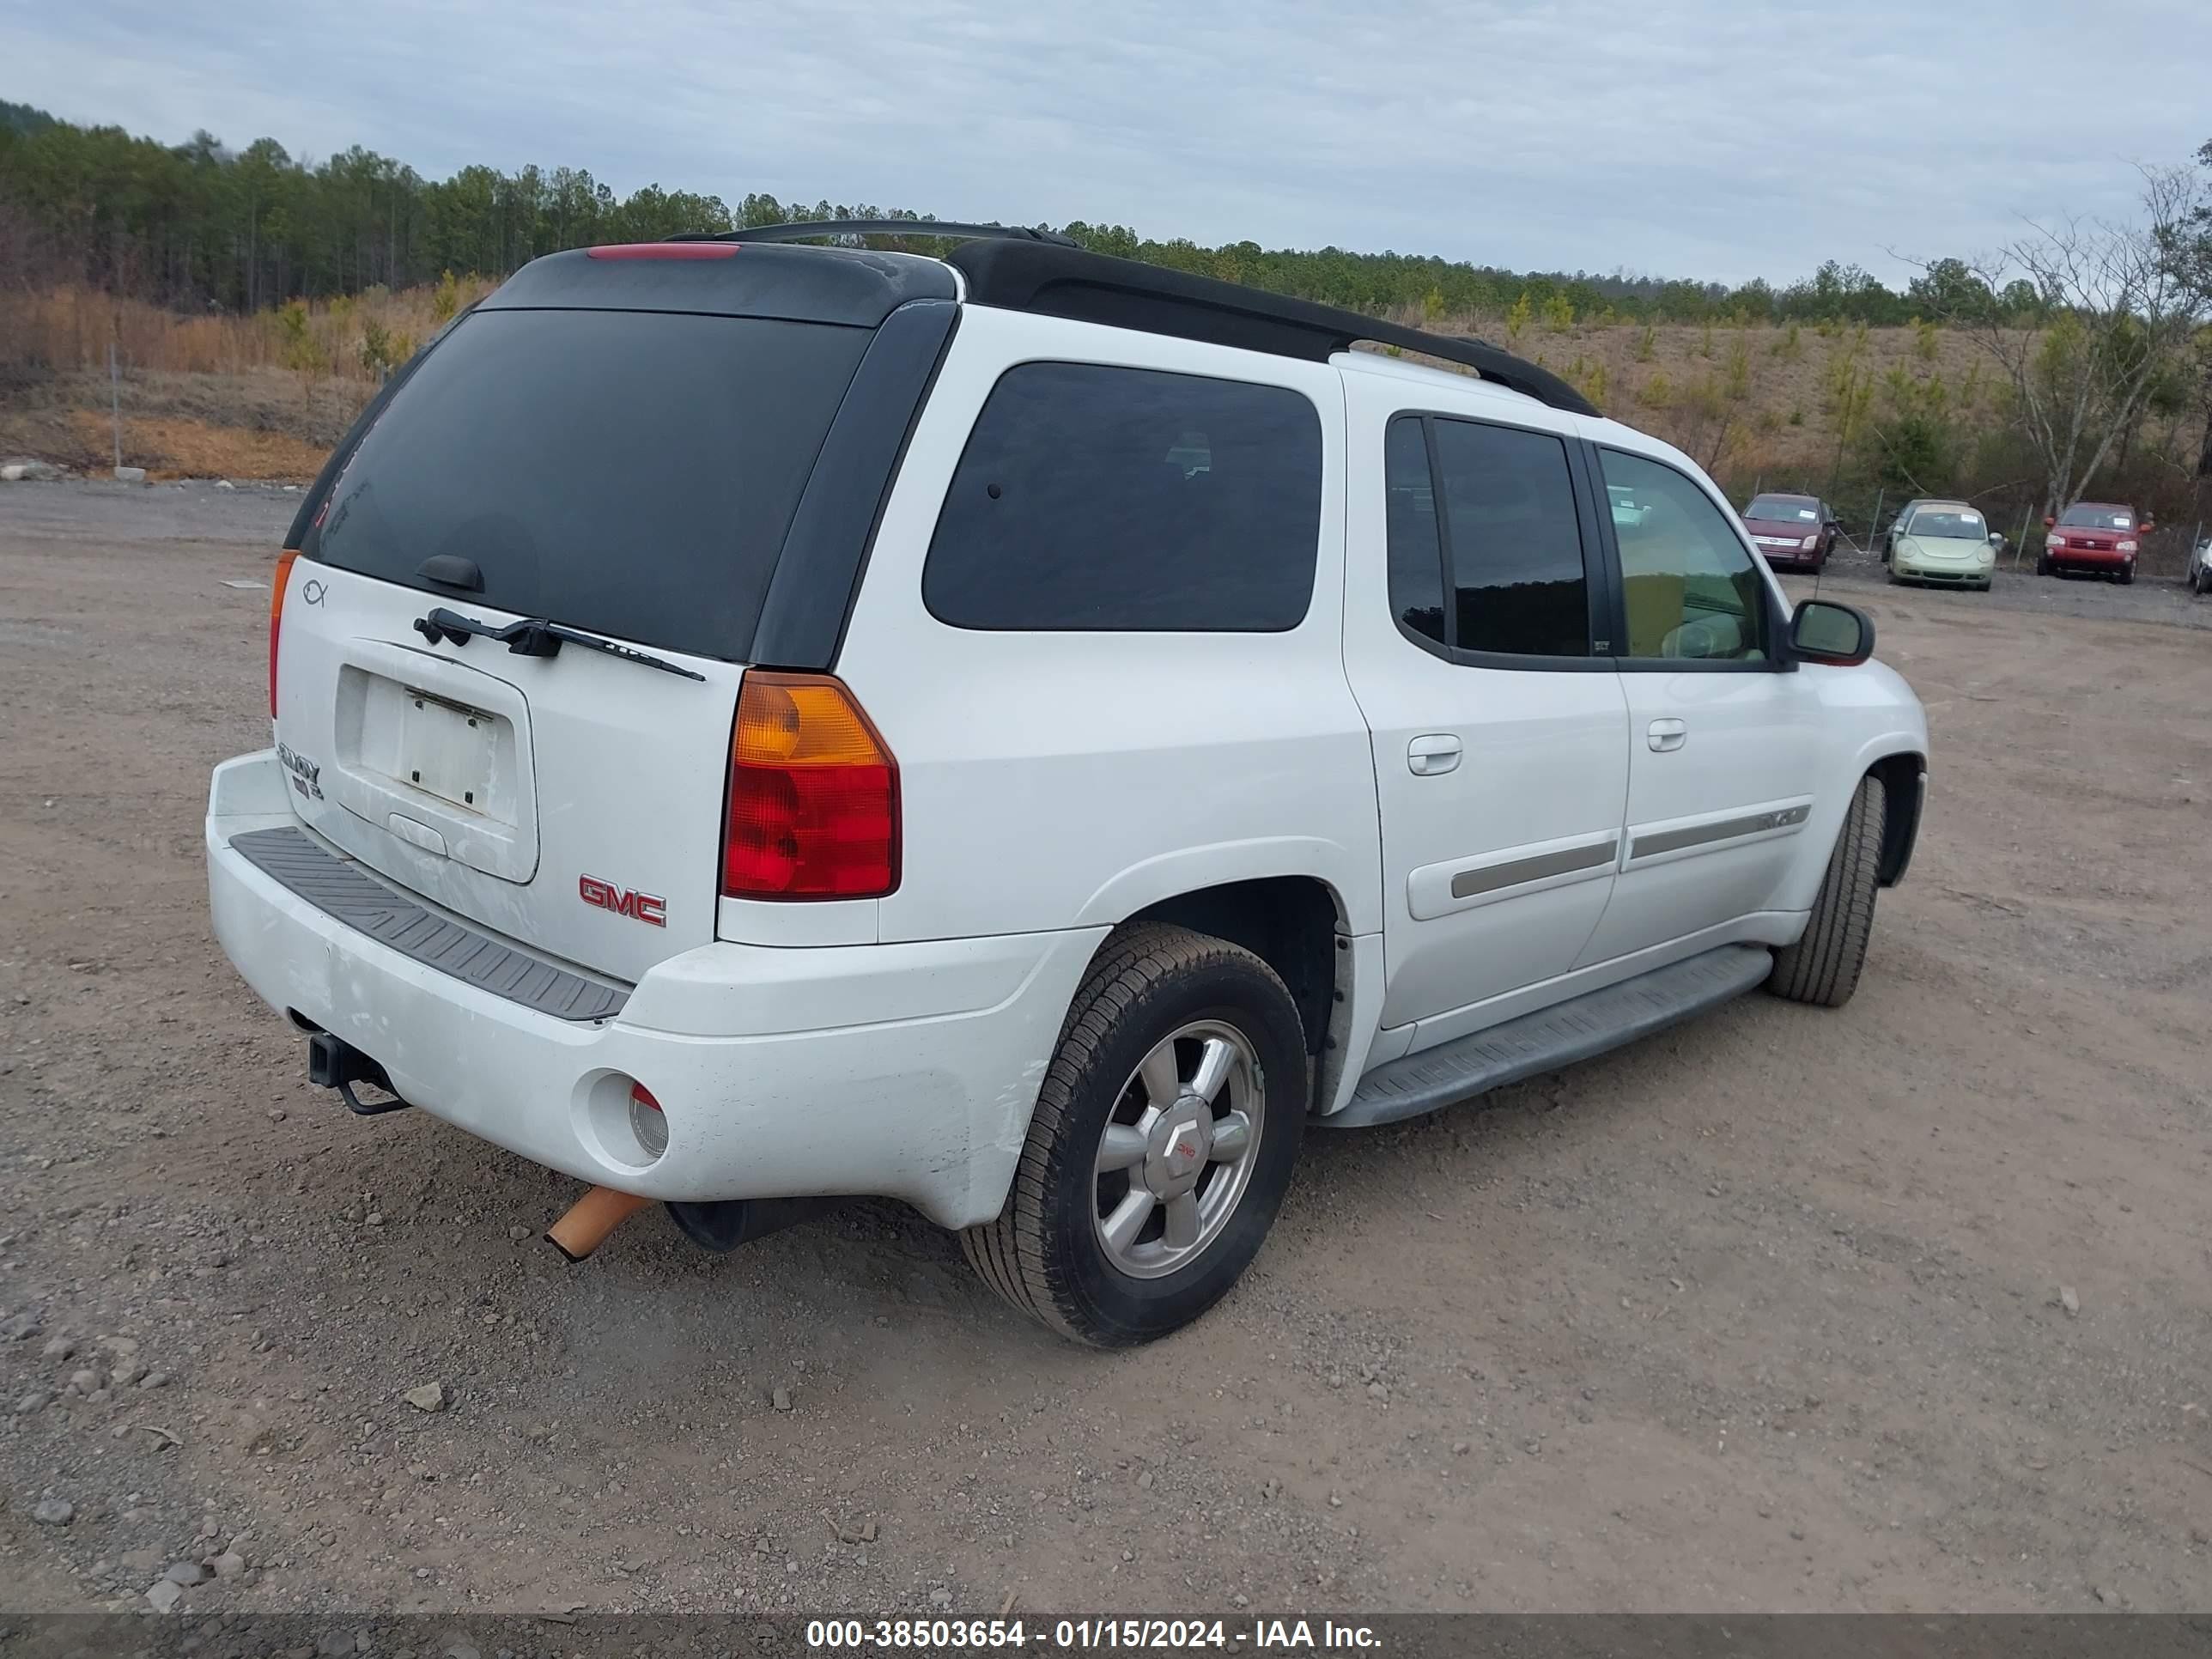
(922, 362, 1322, 631)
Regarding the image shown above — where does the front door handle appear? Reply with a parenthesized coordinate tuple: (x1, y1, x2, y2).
(1648, 718, 1687, 752)
(1408, 734, 1462, 776)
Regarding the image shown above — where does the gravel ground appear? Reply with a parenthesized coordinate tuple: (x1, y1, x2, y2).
(1814, 543, 2212, 633)
(2, 481, 2209, 1619)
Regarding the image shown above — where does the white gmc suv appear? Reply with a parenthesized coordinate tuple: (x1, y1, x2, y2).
(206, 222, 1929, 1346)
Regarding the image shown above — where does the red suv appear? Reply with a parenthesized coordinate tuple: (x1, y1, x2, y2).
(2039, 501, 2152, 583)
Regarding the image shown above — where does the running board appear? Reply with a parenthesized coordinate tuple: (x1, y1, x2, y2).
(1323, 944, 1772, 1129)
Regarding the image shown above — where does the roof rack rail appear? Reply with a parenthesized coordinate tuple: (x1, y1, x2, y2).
(660, 222, 1594, 416)
(943, 240, 1599, 417)
(672, 219, 1079, 248)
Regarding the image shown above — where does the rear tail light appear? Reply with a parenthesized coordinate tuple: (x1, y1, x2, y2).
(269, 549, 300, 718)
(722, 672, 898, 899)
(628, 1081, 668, 1160)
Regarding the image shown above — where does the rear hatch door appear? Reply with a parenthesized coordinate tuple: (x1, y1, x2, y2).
(275, 298, 873, 984)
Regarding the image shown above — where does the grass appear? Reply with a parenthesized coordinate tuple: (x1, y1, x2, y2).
(1375, 301, 1996, 494)
(0, 365, 369, 480)
(0, 280, 2019, 497)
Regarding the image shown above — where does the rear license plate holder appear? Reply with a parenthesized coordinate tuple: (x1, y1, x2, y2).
(398, 690, 499, 813)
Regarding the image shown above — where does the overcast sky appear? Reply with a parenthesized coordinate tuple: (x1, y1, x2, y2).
(19, 0, 2211, 286)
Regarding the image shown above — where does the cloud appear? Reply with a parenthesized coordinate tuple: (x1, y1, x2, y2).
(17, 0, 2209, 284)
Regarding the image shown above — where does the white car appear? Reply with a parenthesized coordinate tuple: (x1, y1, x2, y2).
(2190, 536, 2212, 596)
(206, 223, 1929, 1345)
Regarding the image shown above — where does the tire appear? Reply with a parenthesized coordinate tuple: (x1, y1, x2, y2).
(2118, 564, 2133, 586)
(1767, 773, 1885, 1010)
(960, 923, 1308, 1346)
(2036, 552, 2052, 577)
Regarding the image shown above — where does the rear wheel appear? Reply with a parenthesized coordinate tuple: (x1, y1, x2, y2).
(961, 924, 1307, 1346)
(1767, 773, 1885, 1010)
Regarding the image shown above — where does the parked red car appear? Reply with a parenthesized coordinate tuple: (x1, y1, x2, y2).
(1740, 493, 1838, 573)
(2039, 501, 2152, 583)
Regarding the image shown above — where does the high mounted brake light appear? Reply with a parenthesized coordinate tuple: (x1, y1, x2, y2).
(585, 242, 739, 260)
(722, 672, 898, 899)
(269, 549, 299, 718)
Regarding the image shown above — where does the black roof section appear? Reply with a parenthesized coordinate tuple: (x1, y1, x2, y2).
(590, 219, 1594, 414)
(946, 238, 1598, 416)
(481, 242, 955, 325)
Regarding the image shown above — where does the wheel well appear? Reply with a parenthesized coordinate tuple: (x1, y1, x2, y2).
(1869, 752, 1925, 887)
(1123, 878, 1345, 1062)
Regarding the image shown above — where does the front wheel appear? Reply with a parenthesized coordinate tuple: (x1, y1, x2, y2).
(961, 924, 1308, 1346)
(2037, 552, 2053, 577)
(2118, 564, 2134, 586)
(1767, 773, 1886, 1009)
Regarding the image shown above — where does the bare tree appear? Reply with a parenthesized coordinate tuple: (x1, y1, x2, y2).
(1913, 166, 2209, 513)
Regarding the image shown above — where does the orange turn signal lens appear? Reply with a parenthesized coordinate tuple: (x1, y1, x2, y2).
(269, 549, 300, 717)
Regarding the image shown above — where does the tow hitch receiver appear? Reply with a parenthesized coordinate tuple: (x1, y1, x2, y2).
(306, 1032, 415, 1116)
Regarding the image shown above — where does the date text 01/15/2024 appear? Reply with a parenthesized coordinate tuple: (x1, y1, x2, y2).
(804, 1618, 1382, 1650)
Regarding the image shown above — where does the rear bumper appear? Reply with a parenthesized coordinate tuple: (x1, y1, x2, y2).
(207, 750, 1103, 1227)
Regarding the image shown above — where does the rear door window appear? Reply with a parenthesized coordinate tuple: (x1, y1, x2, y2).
(307, 308, 871, 662)
(1383, 413, 1595, 661)
(922, 362, 1322, 631)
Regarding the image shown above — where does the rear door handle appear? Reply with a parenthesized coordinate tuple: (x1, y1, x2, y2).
(1647, 718, 1687, 752)
(1408, 734, 1462, 775)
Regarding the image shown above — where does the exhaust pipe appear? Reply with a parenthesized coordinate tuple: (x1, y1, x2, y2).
(544, 1186, 653, 1261)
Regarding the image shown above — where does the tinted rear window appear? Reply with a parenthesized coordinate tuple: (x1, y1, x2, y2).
(1431, 417, 1590, 658)
(922, 362, 1322, 631)
(306, 309, 870, 661)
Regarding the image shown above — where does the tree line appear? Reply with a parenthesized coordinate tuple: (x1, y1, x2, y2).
(1, 97, 2033, 327)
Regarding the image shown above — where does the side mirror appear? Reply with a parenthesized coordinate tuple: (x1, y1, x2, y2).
(1988, 532, 2005, 549)
(2141, 520, 2156, 534)
(2042, 514, 2057, 529)
(1791, 599, 1875, 666)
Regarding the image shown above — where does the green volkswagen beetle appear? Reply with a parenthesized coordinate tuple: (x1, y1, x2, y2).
(1884, 500, 2001, 591)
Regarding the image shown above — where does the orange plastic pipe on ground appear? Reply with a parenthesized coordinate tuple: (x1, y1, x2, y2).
(544, 1186, 653, 1261)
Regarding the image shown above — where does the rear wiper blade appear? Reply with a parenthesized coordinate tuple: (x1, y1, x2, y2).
(412, 607, 707, 682)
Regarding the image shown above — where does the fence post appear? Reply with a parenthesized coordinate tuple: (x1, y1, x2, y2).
(2013, 504, 2033, 570)
(108, 342, 122, 471)
(1867, 489, 1883, 556)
